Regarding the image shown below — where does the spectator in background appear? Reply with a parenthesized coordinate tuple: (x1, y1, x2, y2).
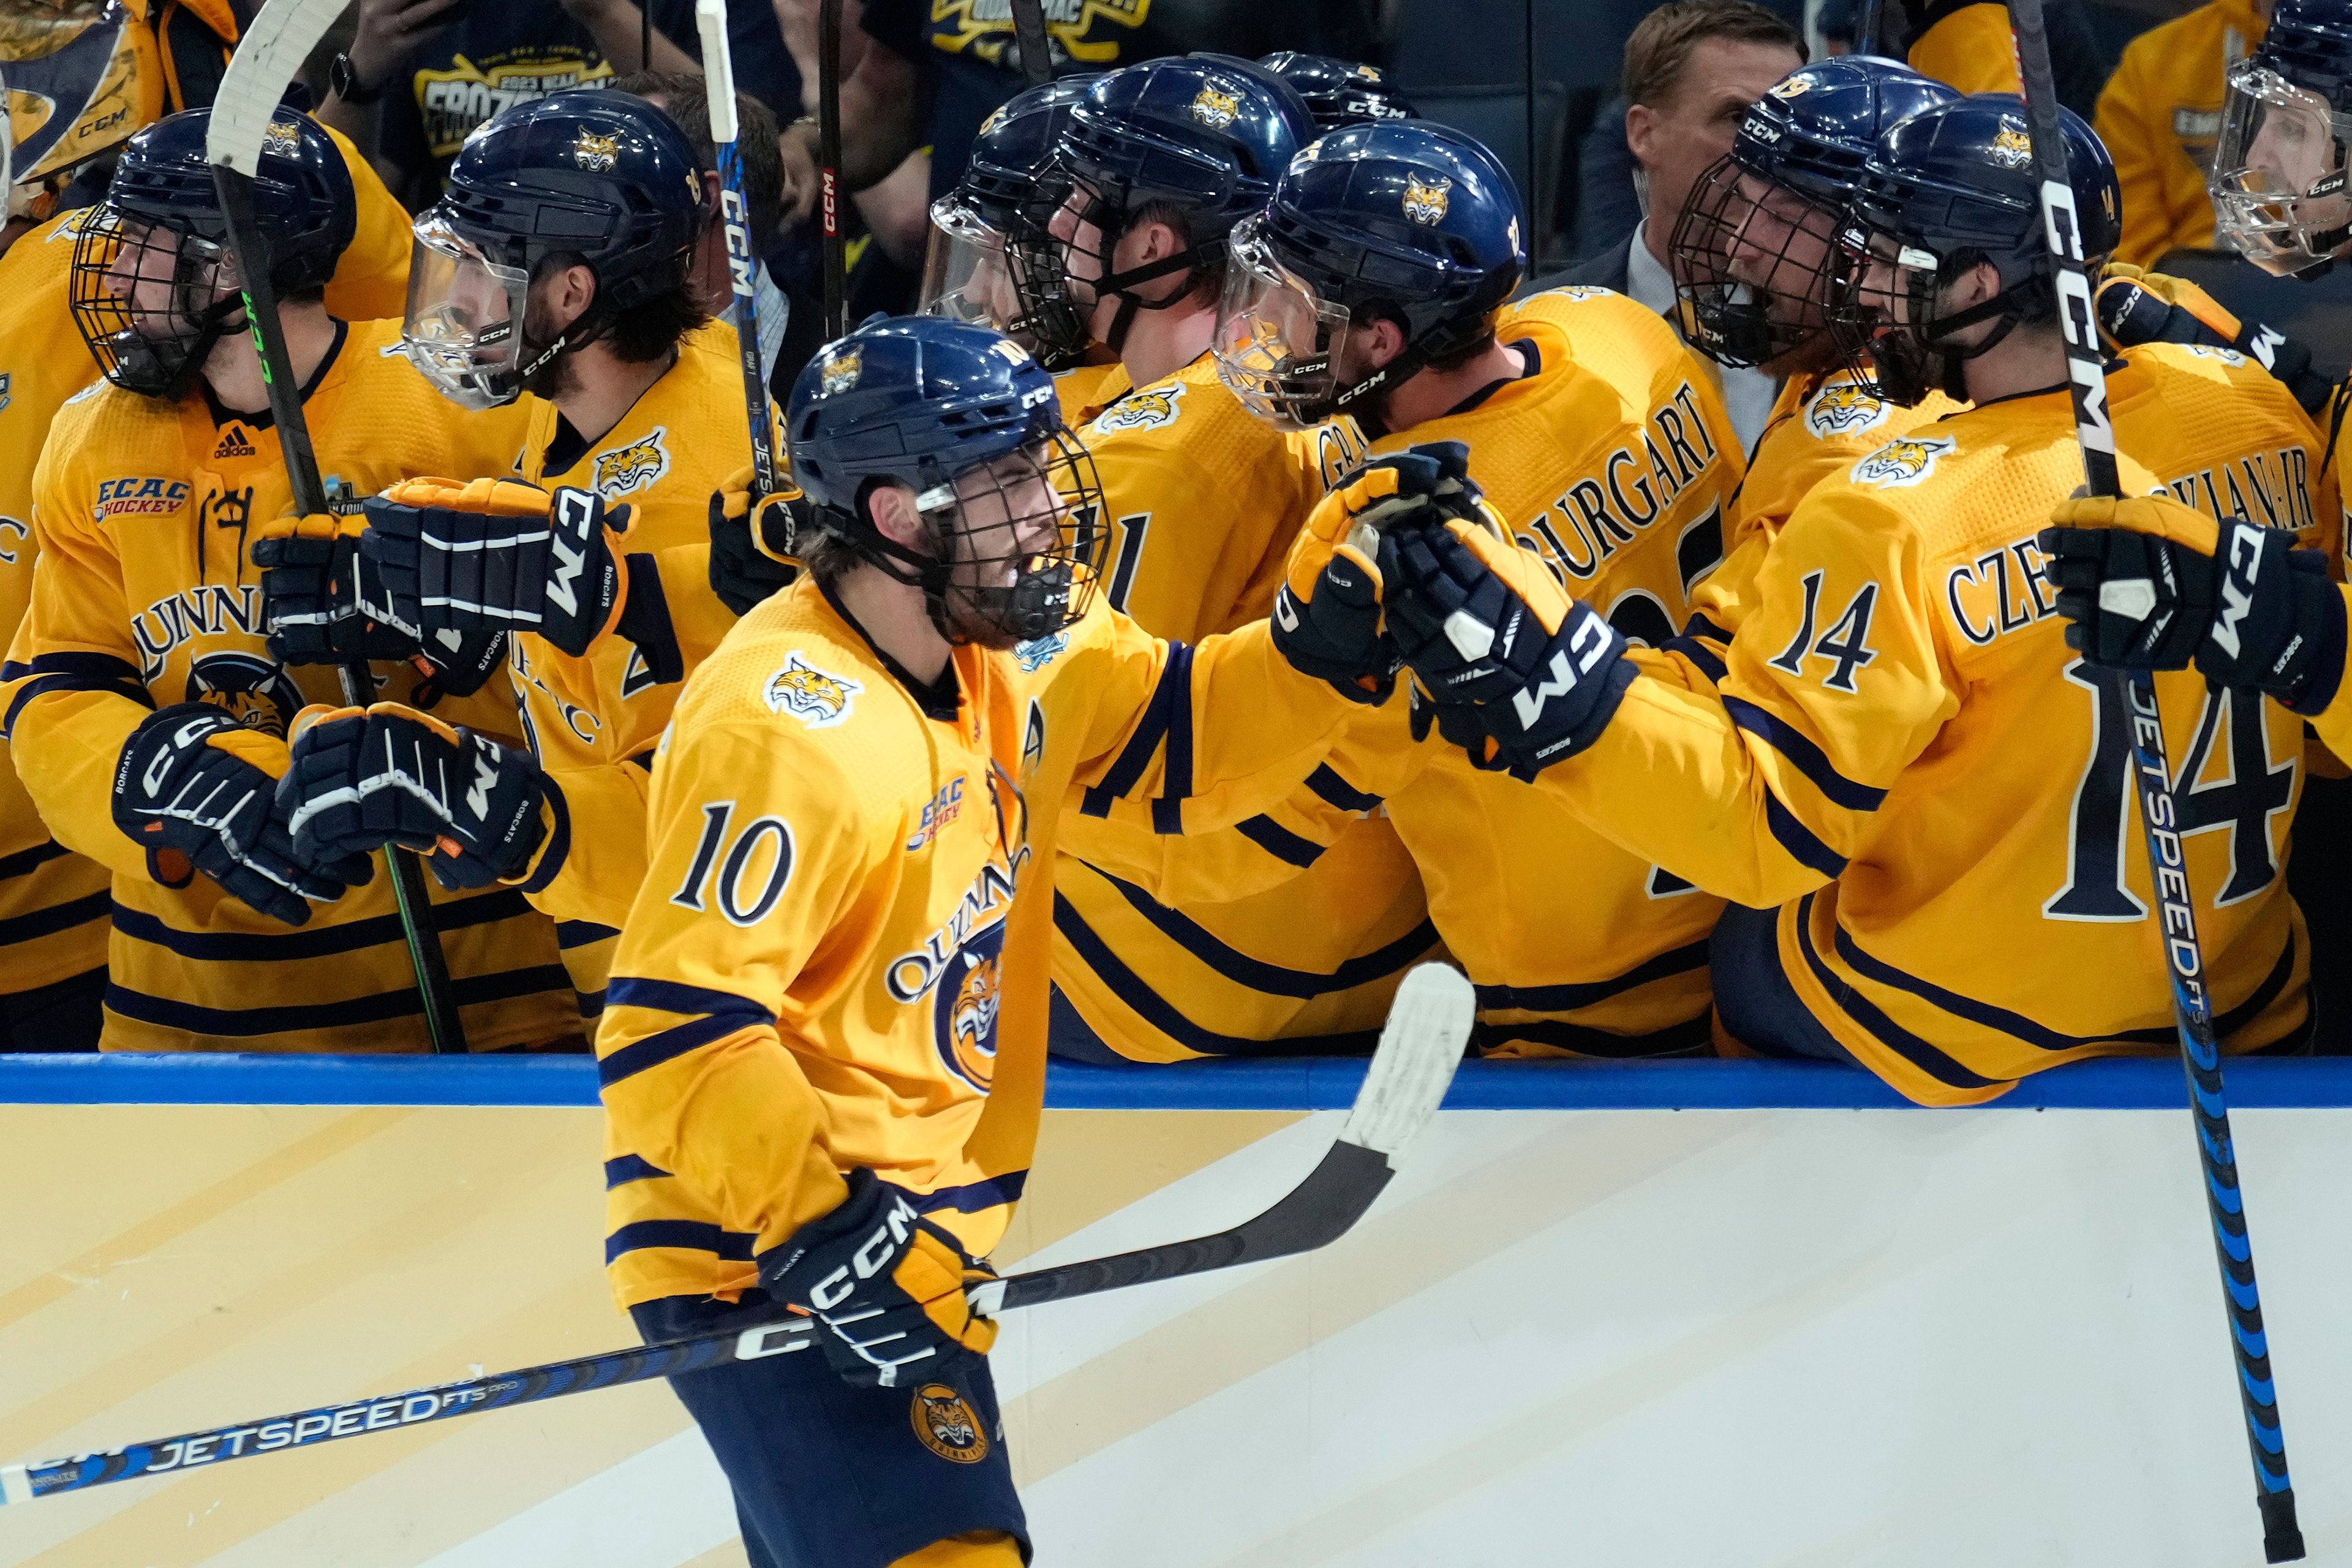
(1537, 0, 1804, 450)
(320, 0, 799, 211)
(2094, 0, 2267, 266)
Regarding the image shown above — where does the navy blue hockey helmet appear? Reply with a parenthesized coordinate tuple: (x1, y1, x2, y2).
(69, 105, 356, 399)
(921, 74, 1103, 364)
(1257, 53, 1419, 132)
(2214, 0, 2352, 274)
(1213, 120, 1526, 432)
(1042, 55, 1316, 350)
(403, 88, 711, 409)
(787, 317, 1106, 646)
(1831, 92, 2120, 403)
(1670, 59, 1959, 370)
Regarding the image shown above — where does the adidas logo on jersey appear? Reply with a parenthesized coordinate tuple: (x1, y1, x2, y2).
(214, 424, 258, 459)
(1851, 435, 1955, 489)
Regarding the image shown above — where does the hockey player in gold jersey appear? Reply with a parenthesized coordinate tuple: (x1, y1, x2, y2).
(0, 107, 574, 1054)
(263, 89, 791, 1022)
(1363, 97, 2320, 1104)
(0, 26, 411, 1050)
(995, 58, 1436, 1063)
(597, 315, 1380, 1567)
(1207, 119, 1744, 1054)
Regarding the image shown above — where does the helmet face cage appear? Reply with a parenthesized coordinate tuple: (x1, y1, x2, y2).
(401, 208, 545, 411)
(1825, 225, 1973, 406)
(1670, 153, 1852, 374)
(2213, 59, 2352, 275)
(69, 203, 241, 399)
(907, 426, 1108, 647)
(1211, 217, 1357, 429)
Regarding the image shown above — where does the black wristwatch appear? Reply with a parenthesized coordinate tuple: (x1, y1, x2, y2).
(329, 52, 385, 106)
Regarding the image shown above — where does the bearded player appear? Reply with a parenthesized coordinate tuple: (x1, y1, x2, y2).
(592, 313, 1394, 1566)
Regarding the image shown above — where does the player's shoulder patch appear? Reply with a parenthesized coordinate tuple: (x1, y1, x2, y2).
(763, 650, 863, 728)
(1533, 284, 1616, 303)
(1803, 377, 1891, 439)
(592, 426, 673, 500)
(1013, 630, 1068, 673)
(2181, 343, 2248, 367)
(1850, 434, 1957, 488)
(1088, 382, 1185, 437)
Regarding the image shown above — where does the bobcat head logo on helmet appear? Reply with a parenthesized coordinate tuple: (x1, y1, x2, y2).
(1190, 83, 1240, 129)
(764, 653, 861, 728)
(1804, 379, 1890, 439)
(571, 129, 619, 171)
(591, 428, 671, 499)
(1852, 434, 1956, 488)
(911, 1384, 990, 1464)
(1990, 118, 2033, 172)
(1402, 173, 1452, 225)
(820, 347, 861, 395)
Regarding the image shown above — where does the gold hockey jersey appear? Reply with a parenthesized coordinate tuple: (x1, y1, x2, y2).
(0, 140, 410, 1005)
(1049, 352, 1434, 1061)
(1531, 347, 2323, 1102)
(595, 577, 1361, 1309)
(1, 318, 576, 1053)
(1173, 289, 1749, 1054)
(505, 331, 785, 1012)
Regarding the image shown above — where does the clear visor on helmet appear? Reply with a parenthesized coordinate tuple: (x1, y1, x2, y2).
(401, 208, 532, 410)
(1211, 217, 1352, 430)
(920, 196, 1022, 331)
(2214, 61, 2352, 276)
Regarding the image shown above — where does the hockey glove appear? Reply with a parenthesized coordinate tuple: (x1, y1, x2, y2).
(253, 511, 422, 665)
(2040, 495, 2348, 710)
(760, 1169, 1000, 1390)
(1381, 516, 1635, 780)
(707, 464, 807, 617)
(279, 702, 551, 890)
(2097, 265, 2335, 417)
(363, 478, 629, 667)
(113, 704, 370, 925)
(1275, 442, 1493, 703)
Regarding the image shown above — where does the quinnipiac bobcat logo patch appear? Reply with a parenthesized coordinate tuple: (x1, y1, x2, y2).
(911, 1383, 990, 1464)
(1851, 435, 1956, 489)
(764, 653, 861, 727)
(1803, 380, 1889, 439)
(591, 428, 671, 499)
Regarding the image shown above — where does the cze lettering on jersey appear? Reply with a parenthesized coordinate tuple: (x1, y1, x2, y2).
(1515, 381, 1719, 582)
(1943, 535, 2060, 646)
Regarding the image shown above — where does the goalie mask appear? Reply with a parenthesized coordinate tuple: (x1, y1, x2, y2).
(69, 105, 354, 400)
(787, 317, 1106, 649)
(2, 0, 167, 225)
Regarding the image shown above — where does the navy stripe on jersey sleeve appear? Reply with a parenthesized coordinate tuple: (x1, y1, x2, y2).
(1789, 892, 1999, 1093)
(1763, 791, 1848, 879)
(111, 889, 534, 962)
(1305, 764, 1383, 814)
(0, 889, 109, 948)
(1661, 635, 1728, 684)
(604, 1219, 757, 1265)
(3, 651, 154, 734)
(1234, 814, 1324, 869)
(1080, 641, 1191, 820)
(914, 1172, 1028, 1215)
(1722, 696, 1887, 811)
(0, 839, 72, 882)
(520, 777, 573, 897)
(1681, 612, 1734, 644)
(104, 962, 571, 1038)
(605, 1152, 671, 1187)
(598, 976, 774, 1087)
(1472, 939, 1710, 1014)
(1151, 643, 1197, 834)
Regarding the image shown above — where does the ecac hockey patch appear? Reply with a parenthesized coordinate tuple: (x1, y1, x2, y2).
(763, 653, 862, 727)
(1851, 435, 1955, 489)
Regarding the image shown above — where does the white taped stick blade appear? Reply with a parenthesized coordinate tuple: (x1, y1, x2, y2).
(696, 0, 742, 141)
(206, 0, 347, 174)
(1, 1463, 32, 1507)
(1339, 963, 1472, 1161)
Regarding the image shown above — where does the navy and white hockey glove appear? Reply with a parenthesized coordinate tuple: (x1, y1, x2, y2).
(278, 703, 549, 890)
(1381, 516, 1635, 780)
(707, 464, 805, 618)
(1273, 443, 1490, 702)
(759, 1169, 1001, 1390)
(363, 478, 629, 674)
(113, 704, 371, 925)
(2040, 494, 2347, 711)
(252, 511, 421, 666)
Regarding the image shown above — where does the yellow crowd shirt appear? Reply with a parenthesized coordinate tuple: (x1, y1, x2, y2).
(2095, 0, 2265, 268)
(504, 328, 785, 1012)
(1047, 353, 1436, 1061)
(594, 576, 1362, 1309)
(1532, 345, 2326, 1103)
(1, 319, 578, 1053)
(0, 131, 409, 1005)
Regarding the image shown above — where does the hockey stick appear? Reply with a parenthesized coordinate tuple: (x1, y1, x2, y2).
(1008, 0, 1054, 89)
(816, 0, 846, 340)
(695, 0, 780, 499)
(2007, 2, 2303, 1559)
(206, 0, 465, 1055)
(0, 963, 1473, 1504)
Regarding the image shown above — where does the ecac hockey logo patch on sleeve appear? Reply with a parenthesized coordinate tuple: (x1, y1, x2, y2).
(764, 652, 862, 726)
(94, 478, 192, 520)
(1803, 379, 1890, 438)
(1850, 435, 1955, 489)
